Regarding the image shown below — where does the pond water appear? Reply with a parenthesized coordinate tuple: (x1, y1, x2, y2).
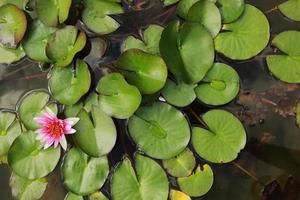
(1, 0, 300, 199)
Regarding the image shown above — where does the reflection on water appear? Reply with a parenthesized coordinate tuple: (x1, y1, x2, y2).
(1, 0, 300, 199)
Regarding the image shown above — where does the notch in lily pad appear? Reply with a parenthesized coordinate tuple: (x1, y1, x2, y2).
(116, 49, 168, 94)
(217, 0, 245, 23)
(128, 102, 190, 159)
(0, 43, 25, 64)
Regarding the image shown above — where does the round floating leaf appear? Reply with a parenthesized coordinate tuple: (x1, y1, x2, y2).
(82, 0, 124, 34)
(192, 109, 247, 163)
(116, 49, 168, 94)
(123, 25, 163, 55)
(49, 59, 91, 105)
(0, 43, 25, 64)
(8, 131, 61, 179)
(0, 111, 21, 159)
(195, 63, 240, 106)
(10, 173, 47, 200)
(96, 73, 142, 119)
(22, 20, 57, 62)
(215, 4, 270, 60)
(111, 154, 169, 200)
(266, 31, 300, 83)
(177, 0, 200, 19)
(178, 164, 214, 197)
(62, 147, 109, 195)
(279, 0, 300, 21)
(186, 0, 221, 37)
(46, 26, 87, 67)
(297, 101, 300, 127)
(64, 193, 84, 200)
(18, 90, 57, 130)
(217, 0, 245, 23)
(36, 0, 72, 27)
(0, 0, 29, 9)
(74, 106, 117, 157)
(161, 79, 196, 107)
(170, 189, 191, 200)
(0, 4, 27, 48)
(128, 102, 190, 159)
(163, 148, 196, 177)
(89, 192, 108, 200)
(163, 0, 180, 6)
(160, 21, 214, 84)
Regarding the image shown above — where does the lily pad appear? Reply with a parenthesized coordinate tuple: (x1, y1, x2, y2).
(163, 0, 180, 6)
(178, 164, 214, 197)
(214, 4, 270, 60)
(297, 101, 300, 127)
(186, 0, 221, 37)
(177, 0, 200, 19)
(128, 102, 190, 159)
(123, 25, 164, 55)
(18, 90, 57, 130)
(217, 0, 245, 23)
(0, 43, 25, 64)
(160, 21, 214, 84)
(8, 131, 61, 179)
(161, 79, 196, 107)
(96, 73, 142, 119)
(266, 31, 300, 83)
(36, 0, 72, 27)
(46, 26, 87, 67)
(22, 20, 57, 62)
(89, 192, 108, 200)
(195, 63, 240, 106)
(10, 173, 47, 200)
(64, 193, 84, 200)
(0, 4, 27, 48)
(192, 109, 247, 163)
(111, 154, 169, 200)
(74, 106, 117, 157)
(0, 0, 29, 9)
(279, 0, 300, 21)
(162, 148, 196, 177)
(0, 111, 21, 160)
(116, 49, 168, 94)
(170, 190, 191, 200)
(49, 59, 91, 105)
(62, 147, 109, 195)
(82, 0, 124, 34)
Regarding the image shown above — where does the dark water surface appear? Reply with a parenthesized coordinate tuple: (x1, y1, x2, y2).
(1, 0, 300, 199)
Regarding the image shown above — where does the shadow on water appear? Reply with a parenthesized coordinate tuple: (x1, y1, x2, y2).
(1, 0, 300, 199)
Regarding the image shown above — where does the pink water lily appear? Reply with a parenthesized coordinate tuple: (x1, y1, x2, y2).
(34, 107, 79, 150)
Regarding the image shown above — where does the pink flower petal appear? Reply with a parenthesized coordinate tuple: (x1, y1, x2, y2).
(66, 128, 76, 134)
(64, 117, 80, 126)
(60, 136, 67, 150)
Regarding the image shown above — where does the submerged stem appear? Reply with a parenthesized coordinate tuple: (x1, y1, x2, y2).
(232, 161, 265, 186)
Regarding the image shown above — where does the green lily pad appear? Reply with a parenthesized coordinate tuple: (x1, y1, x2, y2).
(123, 25, 164, 55)
(161, 79, 196, 107)
(64, 193, 84, 200)
(10, 173, 47, 200)
(266, 31, 300, 83)
(214, 4, 270, 60)
(46, 26, 87, 67)
(22, 20, 57, 62)
(18, 90, 57, 130)
(279, 0, 300, 21)
(89, 192, 108, 200)
(49, 59, 91, 105)
(163, 148, 196, 177)
(36, 0, 72, 27)
(62, 147, 109, 195)
(192, 109, 246, 163)
(160, 21, 214, 84)
(0, 4, 27, 48)
(163, 0, 180, 6)
(178, 164, 214, 197)
(96, 73, 142, 119)
(217, 0, 245, 23)
(0, 111, 21, 159)
(297, 101, 300, 127)
(74, 106, 117, 157)
(8, 131, 61, 179)
(116, 49, 168, 94)
(65, 102, 84, 118)
(170, 189, 191, 200)
(111, 154, 169, 200)
(128, 102, 190, 159)
(82, 0, 124, 34)
(186, 0, 221, 37)
(0, 0, 29, 9)
(177, 0, 200, 19)
(195, 63, 240, 106)
(0, 43, 25, 64)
